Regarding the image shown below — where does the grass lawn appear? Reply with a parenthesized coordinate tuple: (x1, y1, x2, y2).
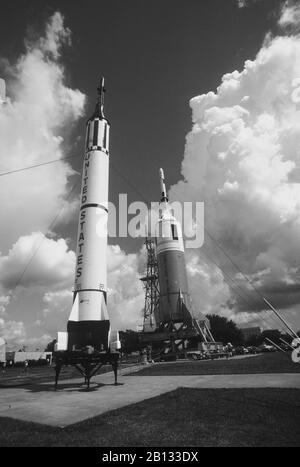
(0, 387, 299, 447)
(133, 352, 300, 376)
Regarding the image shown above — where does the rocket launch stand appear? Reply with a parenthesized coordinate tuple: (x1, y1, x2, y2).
(54, 351, 120, 390)
(158, 317, 214, 355)
(139, 316, 204, 357)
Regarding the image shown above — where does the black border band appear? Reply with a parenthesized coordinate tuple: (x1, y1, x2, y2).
(86, 146, 109, 155)
(74, 288, 107, 294)
(80, 203, 108, 212)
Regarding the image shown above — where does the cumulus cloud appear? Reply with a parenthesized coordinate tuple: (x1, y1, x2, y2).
(39, 11, 72, 59)
(0, 318, 50, 350)
(186, 251, 232, 316)
(236, 0, 248, 7)
(0, 231, 74, 345)
(41, 289, 73, 336)
(0, 232, 75, 291)
(278, 1, 300, 31)
(0, 295, 10, 314)
(0, 319, 26, 344)
(0, 12, 87, 346)
(107, 245, 145, 330)
(170, 32, 300, 325)
(0, 12, 145, 345)
(0, 11, 85, 251)
(235, 0, 260, 8)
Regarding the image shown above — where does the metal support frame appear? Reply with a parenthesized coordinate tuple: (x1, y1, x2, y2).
(54, 351, 120, 390)
(139, 318, 199, 356)
(158, 320, 196, 354)
(139, 314, 217, 358)
(140, 238, 160, 331)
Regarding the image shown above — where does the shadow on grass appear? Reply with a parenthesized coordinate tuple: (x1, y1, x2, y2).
(0, 387, 299, 447)
(0, 381, 124, 392)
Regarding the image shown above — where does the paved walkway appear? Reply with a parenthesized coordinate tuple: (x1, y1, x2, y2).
(0, 367, 299, 427)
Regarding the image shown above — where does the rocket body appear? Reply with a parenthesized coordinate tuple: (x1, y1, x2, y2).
(155, 169, 193, 325)
(67, 85, 111, 351)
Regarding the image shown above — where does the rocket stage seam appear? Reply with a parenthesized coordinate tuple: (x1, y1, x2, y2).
(86, 145, 109, 155)
(80, 203, 108, 213)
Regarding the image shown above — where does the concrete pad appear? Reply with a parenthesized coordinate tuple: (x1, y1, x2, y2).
(0, 370, 299, 427)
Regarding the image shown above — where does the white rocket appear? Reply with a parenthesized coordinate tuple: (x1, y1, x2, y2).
(56, 79, 119, 352)
(155, 169, 212, 340)
(155, 168, 192, 325)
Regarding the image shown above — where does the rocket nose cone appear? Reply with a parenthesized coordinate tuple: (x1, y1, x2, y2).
(159, 168, 164, 178)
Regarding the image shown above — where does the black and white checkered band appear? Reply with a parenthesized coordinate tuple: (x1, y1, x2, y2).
(86, 146, 109, 155)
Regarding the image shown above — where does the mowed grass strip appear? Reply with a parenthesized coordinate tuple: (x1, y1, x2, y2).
(133, 352, 300, 376)
(0, 388, 299, 447)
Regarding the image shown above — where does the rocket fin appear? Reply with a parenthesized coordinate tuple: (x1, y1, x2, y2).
(101, 292, 109, 321)
(55, 332, 68, 351)
(68, 293, 79, 322)
(177, 290, 193, 324)
(109, 330, 121, 351)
